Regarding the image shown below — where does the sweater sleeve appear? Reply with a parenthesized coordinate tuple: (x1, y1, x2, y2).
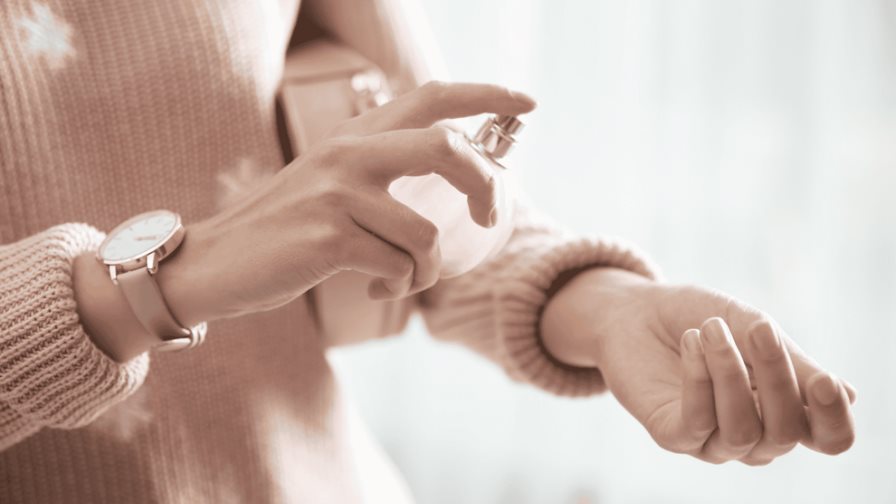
(419, 204, 661, 397)
(303, 0, 663, 396)
(0, 224, 149, 450)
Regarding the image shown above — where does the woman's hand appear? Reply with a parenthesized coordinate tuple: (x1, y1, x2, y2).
(541, 268, 857, 465)
(161, 82, 536, 326)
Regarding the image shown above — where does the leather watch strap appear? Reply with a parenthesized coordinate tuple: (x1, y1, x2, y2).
(117, 266, 194, 350)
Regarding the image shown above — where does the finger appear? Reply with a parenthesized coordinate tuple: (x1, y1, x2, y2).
(699, 317, 763, 461)
(779, 328, 857, 405)
(370, 81, 536, 130)
(679, 329, 718, 451)
(338, 227, 415, 290)
(741, 321, 806, 463)
(349, 191, 441, 296)
(842, 380, 858, 404)
(368, 276, 412, 300)
(348, 128, 498, 227)
(715, 301, 857, 407)
(803, 373, 856, 455)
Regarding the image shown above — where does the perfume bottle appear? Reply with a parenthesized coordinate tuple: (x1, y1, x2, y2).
(389, 114, 524, 278)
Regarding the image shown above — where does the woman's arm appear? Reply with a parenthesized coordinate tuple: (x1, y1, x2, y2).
(420, 206, 660, 396)
(0, 82, 516, 450)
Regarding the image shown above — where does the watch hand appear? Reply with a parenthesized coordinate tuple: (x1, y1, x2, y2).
(134, 235, 160, 241)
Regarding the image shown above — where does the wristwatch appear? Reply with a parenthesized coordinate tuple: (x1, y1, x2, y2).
(97, 210, 207, 352)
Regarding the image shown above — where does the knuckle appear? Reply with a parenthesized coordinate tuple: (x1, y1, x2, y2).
(414, 220, 440, 252)
(431, 127, 465, 161)
(319, 223, 350, 261)
(314, 137, 352, 166)
(420, 80, 449, 100)
(396, 254, 415, 277)
(316, 181, 351, 207)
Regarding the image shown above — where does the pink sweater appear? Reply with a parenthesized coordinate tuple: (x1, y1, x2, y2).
(0, 0, 658, 501)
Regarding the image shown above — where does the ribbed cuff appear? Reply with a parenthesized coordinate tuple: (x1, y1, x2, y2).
(0, 224, 149, 431)
(496, 236, 661, 397)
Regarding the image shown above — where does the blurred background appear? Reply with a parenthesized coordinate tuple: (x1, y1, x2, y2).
(329, 1, 896, 502)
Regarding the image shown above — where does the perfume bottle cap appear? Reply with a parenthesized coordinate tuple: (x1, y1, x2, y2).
(494, 115, 525, 135)
(471, 115, 524, 162)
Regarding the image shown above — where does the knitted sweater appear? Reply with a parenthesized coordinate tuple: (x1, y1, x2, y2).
(0, 0, 658, 502)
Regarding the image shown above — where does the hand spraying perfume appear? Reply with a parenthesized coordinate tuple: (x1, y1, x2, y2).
(389, 114, 524, 278)
(313, 113, 526, 347)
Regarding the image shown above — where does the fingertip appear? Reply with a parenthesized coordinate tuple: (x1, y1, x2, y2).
(746, 319, 775, 338)
(509, 89, 538, 111)
(700, 317, 733, 347)
(487, 206, 498, 228)
(467, 197, 495, 228)
(367, 278, 409, 300)
(747, 320, 781, 360)
(803, 372, 856, 456)
(681, 328, 703, 355)
(808, 373, 839, 406)
(367, 279, 393, 300)
(842, 379, 858, 404)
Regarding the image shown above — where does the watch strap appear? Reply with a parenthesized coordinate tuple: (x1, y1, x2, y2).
(117, 266, 202, 351)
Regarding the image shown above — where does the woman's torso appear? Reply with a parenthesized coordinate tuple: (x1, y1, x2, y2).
(0, 1, 409, 501)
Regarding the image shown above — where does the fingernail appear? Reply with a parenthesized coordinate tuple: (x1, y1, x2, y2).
(701, 317, 731, 347)
(813, 374, 839, 406)
(488, 207, 498, 227)
(748, 321, 780, 359)
(681, 329, 703, 355)
(509, 89, 537, 108)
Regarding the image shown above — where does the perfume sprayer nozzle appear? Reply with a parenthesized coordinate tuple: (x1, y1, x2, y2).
(471, 115, 524, 162)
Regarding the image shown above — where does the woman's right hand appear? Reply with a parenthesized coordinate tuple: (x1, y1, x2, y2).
(160, 82, 537, 327)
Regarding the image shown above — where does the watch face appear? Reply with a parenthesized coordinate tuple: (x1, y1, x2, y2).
(100, 210, 181, 264)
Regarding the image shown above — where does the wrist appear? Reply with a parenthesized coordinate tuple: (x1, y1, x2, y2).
(155, 221, 219, 327)
(73, 252, 158, 362)
(540, 267, 652, 369)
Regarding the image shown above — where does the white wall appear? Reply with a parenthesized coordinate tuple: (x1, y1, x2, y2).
(330, 1, 896, 502)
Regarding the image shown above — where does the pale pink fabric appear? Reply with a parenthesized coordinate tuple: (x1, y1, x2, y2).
(0, 0, 658, 501)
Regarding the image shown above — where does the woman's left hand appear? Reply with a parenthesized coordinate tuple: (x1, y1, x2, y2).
(541, 268, 857, 465)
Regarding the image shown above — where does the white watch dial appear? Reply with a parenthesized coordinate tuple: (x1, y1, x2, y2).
(101, 211, 179, 263)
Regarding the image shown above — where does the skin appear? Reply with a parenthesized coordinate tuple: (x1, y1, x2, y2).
(540, 267, 857, 464)
(72, 81, 856, 465)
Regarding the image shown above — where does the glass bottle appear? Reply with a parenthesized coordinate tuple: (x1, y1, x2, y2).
(389, 114, 524, 278)
(314, 115, 525, 347)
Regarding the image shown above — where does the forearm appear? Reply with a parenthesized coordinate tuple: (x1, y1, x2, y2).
(540, 267, 653, 369)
